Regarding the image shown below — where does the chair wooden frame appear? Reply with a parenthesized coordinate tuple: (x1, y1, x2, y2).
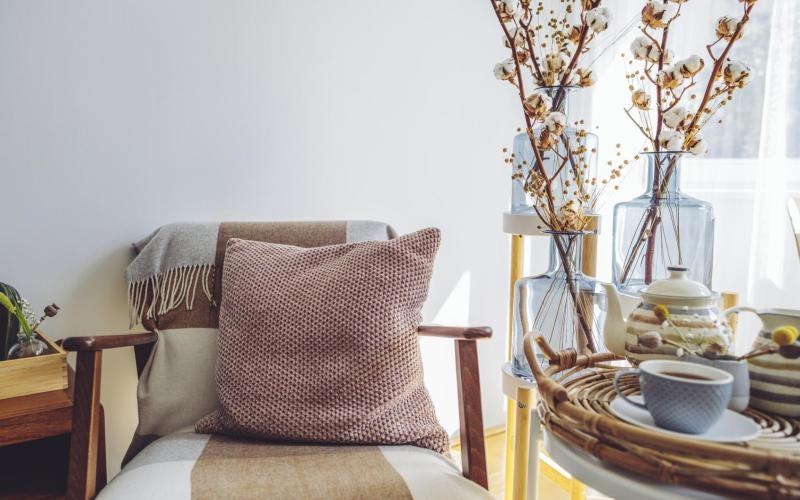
(61, 324, 492, 499)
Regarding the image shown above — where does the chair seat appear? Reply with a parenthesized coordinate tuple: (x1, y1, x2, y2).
(98, 433, 492, 500)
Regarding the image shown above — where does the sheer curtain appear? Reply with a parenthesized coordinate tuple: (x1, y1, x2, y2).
(748, 0, 797, 313)
(584, 0, 800, 353)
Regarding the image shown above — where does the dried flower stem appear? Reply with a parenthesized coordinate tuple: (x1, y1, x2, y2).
(683, 2, 754, 145)
(491, 1, 559, 223)
(490, 0, 597, 351)
(619, 0, 755, 286)
(737, 345, 778, 362)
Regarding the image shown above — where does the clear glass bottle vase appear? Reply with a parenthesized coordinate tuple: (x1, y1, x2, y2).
(510, 86, 599, 213)
(7, 332, 46, 359)
(612, 152, 715, 295)
(511, 231, 606, 380)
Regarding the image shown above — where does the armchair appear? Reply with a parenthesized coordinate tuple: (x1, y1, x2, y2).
(61, 221, 493, 500)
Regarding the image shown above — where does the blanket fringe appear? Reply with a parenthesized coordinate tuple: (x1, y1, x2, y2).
(128, 264, 213, 328)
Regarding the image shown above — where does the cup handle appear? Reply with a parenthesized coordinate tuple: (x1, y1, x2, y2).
(613, 369, 647, 409)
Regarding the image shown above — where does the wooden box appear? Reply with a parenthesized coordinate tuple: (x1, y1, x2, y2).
(0, 333, 68, 400)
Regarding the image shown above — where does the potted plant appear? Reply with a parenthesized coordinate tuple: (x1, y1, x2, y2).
(0, 287, 60, 359)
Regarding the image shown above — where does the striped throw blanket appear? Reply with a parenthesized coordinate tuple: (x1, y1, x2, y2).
(126, 221, 396, 329)
(123, 221, 397, 463)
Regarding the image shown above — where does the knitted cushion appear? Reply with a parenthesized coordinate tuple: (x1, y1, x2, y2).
(196, 228, 449, 453)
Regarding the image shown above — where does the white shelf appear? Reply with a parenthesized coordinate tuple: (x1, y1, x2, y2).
(502, 361, 537, 399)
(503, 211, 547, 236)
(502, 211, 601, 236)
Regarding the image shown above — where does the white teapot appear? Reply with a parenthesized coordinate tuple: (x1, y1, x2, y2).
(602, 266, 733, 364)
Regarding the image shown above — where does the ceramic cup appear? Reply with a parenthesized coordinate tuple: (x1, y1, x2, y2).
(687, 357, 750, 412)
(614, 359, 733, 434)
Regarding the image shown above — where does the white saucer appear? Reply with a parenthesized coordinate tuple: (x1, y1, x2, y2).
(609, 395, 762, 443)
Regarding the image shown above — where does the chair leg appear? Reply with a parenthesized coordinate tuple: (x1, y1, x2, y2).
(97, 405, 107, 490)
(67, 350, 103, 500)
(455, 339, 489, 489)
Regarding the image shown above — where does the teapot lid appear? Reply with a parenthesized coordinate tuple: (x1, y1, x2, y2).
(641, 266, 712, 299)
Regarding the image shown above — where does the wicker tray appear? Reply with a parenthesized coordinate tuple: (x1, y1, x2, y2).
(524, 334, 800, 498)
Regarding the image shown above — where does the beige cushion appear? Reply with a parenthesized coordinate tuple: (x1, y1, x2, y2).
(100, 433, 492, 500)
(196, 228, 449, 453)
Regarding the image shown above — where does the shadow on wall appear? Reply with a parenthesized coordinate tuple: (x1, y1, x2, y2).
(61, 245, 140, 479)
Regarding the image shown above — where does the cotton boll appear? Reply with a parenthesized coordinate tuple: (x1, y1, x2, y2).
(566, 26, 582, 44)
(494, 59, 516, 80)
(656, 67, 684, 89)
(723, 60, 751, 86)
(663, 106, 690, 130)
(586, 7, 611, 33)
(642, 1, 677, 29)
(545, 112, 567, 135)
(700, 332, 730, 355)
(662, 49, 675, 65)
(565, 72, 581, 86)
(503, 27, 527, 48)
(536, 130, 557, 150)
(576, 68, 595, 87)
(499, 0, 520, 22)
(630, 36, 654, 61)
(686, 133, 708, 156)
(677, 55, 704, 77)
(631, 36, 663, 63)
(632, 89, 651, 110)
(716, 15, 742, 40)
(523, 92, 553, 120)
(659, 129, 685, 151)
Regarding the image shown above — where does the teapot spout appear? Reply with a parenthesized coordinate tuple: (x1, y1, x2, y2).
(602, 282, 627, 357)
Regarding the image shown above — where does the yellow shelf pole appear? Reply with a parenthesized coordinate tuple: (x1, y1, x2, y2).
(504, 234, 525, 500)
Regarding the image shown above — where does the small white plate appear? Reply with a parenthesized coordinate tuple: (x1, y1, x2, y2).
(609, 395, 762, 443)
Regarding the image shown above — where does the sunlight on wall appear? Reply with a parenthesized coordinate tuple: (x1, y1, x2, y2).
(421, 270, 471, 436)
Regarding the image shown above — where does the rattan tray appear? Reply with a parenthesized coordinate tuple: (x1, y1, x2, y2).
(524, 334, 800, 498)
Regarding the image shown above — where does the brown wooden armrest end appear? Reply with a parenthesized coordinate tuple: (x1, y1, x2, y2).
(417, 325, 492, 340)
(416, 323, 492, 488)
(62, 332, 157, 352)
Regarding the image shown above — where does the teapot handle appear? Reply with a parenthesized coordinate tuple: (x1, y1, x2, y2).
(721, 306, 761, 329)
(722, 305, 759, 317)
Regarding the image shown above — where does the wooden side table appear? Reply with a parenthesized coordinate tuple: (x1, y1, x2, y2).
(0, 369, 106, 499)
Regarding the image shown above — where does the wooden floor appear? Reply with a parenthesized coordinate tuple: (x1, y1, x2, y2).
(453, 428, 608, 499)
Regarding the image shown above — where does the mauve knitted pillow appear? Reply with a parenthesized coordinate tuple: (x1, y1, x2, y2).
(196, 228, 449, 453)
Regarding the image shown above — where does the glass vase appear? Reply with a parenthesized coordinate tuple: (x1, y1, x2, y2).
(510, 86, 599, 213)
(511, 231, 606, 380)
(612, 152, 714, 295)
(7, 332, 46, 359)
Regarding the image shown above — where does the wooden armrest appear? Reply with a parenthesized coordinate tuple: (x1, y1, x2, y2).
(64, 331, 157, 498)
(416, 323, 491, 488)
(417, 325, 492, 340)
(62, 332, 157, 352)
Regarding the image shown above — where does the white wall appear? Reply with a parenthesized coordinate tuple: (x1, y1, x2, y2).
(0, 0, 524, 477)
